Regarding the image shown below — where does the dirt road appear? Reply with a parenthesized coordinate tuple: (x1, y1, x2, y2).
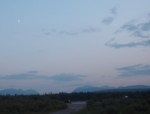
(49, 102, 86, 114)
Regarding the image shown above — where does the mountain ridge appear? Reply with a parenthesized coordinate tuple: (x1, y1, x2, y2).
(73, 85, 150, 92)
(0, 88, 39, 95)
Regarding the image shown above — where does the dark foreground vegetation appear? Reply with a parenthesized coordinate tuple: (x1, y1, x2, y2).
(74, 91, 150, 114)
(0, 91, 150, 114)
(0, 95, 67, 114)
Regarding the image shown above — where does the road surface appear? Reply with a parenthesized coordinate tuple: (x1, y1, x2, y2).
(49, 102, 86, 114)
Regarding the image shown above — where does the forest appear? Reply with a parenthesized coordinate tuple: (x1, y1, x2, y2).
(0, 94, 67, 114)
(73, 91, 150, 114)
(0, 91, 150, 114)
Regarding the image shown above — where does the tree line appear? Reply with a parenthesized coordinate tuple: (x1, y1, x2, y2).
(0, 91, 150, 114)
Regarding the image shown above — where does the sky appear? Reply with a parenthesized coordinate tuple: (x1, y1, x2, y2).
(0, 0, 150, 93)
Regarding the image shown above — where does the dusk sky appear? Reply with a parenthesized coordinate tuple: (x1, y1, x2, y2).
(0, 0, 150, 93)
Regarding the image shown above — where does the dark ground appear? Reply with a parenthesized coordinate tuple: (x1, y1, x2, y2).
(49, 102, 86, 114)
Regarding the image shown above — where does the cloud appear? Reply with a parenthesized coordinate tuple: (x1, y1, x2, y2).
(120, 21, 138, 32)
(102, 17, 114, 25)
(81, 27, 100, 33)
(28, 71, 39, 74)
(106, 14, 150, 48)
(0, 71, 49, 80)
(117, 64, 150, 77)
(110, 7, 117, 15)
(132, 30, 149, 38)
(101, 7, 117, 26)
(0, 72, 86, 82)
(105, 39, 150, 48)
(42, 27, 100, 36)
(119, 20, 150, 38)
(49, 73, 86, 82)
(140, 21, 150, 31)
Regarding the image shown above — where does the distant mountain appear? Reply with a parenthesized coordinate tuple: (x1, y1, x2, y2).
(0, 88, 39, 95)
(117, 85, 150, 91)
(73, 85, 115, 92)
(73, 85, 150, 92)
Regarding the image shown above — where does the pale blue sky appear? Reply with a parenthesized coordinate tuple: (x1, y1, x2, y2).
(0, 0, 150, 93)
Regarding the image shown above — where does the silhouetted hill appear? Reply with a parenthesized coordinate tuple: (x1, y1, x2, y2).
(0, 88, 38, 95)
(73, 85, 150, 92)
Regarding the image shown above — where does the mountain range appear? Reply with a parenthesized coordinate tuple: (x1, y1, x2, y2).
(0, 88, 39, 95)
(73, 85, 150, 92)
(1, 85, 150, 95)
